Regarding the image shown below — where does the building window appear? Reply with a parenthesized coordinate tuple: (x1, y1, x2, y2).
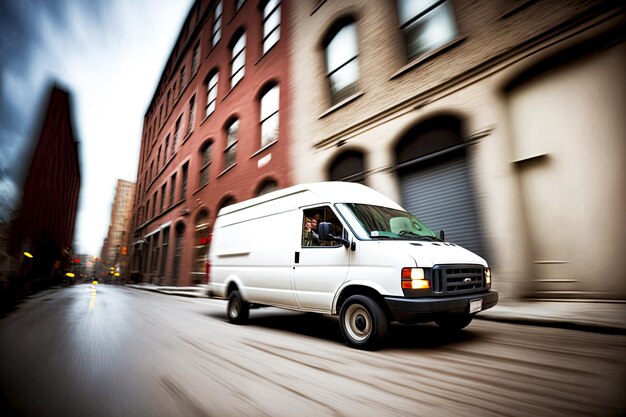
(257, 179, 278, 196)
(260, 85, 279, 148)
(329, 150, 366, 183)
(192, 42, 200, 75)
(397, 0, 458, 61)
(173, 223, 185, 284)
(230, 31, 246, 88)
(200, 142, 212, 187)
(159, 104, 164, 127)
(157, 146, 162, 171)
(324, 19, 360, 104)
(164, 134, 170, 163)
(235, 0, 245, 11)
(174, 116, 182, 151)
(180, 66, 186, 95)
(153, 191, 158, 216)
(206, 71, 218, 117)
(170, 173, 177, 206)
(160, 183, 166, 212)
(187, 95, 196, 136)
(181, 162, 189, 200)
(166, 90, 171, 113)
(224, 119, 238, 169)
(151, 232, 160, 275)
(212, 1, 223, 47)
(149, 161, 154, 183)
(262, 0, 281, 54)
(194, 210, 210, 285)
(161, 226, 169, 276)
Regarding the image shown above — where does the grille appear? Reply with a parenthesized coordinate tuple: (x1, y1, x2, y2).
(432, 265, 485, 294)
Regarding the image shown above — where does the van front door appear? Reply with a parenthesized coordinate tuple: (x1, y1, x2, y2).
(293, 206, 351, 312)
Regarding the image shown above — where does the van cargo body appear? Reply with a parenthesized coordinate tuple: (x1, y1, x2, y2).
(208, 182, 497, 349)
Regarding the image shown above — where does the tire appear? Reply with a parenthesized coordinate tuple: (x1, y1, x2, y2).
(339, 295, 388, 350)
(435, 314, 473, 331)
(227, 290, 249, 324)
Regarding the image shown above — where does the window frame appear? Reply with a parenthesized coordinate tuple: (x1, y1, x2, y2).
(212, 1, 223, 47)
(323, 19, 360, 105)
(397, 0, 459, 62)
(199, 141, 212, 187)
(230, 31, 246, 88)
(262, 0, 281, 54)
(259, 84, 280, 149)
(205, 71, 219, 118)
(224, 119, 239, 170)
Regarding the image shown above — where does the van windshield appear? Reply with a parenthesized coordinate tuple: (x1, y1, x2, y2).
(342, 203, 438, 241)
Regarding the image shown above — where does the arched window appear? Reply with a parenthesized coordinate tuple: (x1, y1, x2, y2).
(262, 0, 281, 54)
(397, 0, 458, 61)
(260, 84, 279, 148)
(212, 1, 223, 46)
(224, 118, 238, 169)
(199, 141, 212, 187)
(218, 195, 236, 211)
(257, 179, 278, 196)
(230, 31, 246, 88)
(329, 150, 366, 183)
(194, 210, 210, 284)
(324, 18, 359, 104)
(205, 70, 218, 117)
(172, 222, 185, 284)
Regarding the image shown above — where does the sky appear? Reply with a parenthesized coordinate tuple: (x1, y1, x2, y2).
(0, 0, 194, 256)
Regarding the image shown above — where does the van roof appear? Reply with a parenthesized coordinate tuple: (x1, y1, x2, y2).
(218, 181, 403, 217)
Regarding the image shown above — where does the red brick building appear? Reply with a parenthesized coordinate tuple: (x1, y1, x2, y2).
(131, 0, 293, 285)
(9, 84, 81, 285)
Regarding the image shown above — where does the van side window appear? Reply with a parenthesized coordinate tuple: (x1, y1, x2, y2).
(301, 206, 344, 247)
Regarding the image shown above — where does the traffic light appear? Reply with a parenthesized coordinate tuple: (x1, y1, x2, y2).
(121, 246, 127, 255)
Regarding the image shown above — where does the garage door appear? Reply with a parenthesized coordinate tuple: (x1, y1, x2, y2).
(399, 156, 487, 260)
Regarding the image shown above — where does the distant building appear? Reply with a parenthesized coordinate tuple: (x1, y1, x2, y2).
(131, 0, 293, 285)
(9, 84, 81, 285)
(289, 0, 625, 300)
(101, 179, 135, 281)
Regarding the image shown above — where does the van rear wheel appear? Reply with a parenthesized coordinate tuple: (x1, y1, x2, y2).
(227, 290, 249, 324)
(339, 295, 388, 350)
(435, 314, 473, 331)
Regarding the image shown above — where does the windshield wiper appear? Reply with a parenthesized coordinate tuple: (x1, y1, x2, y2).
(399, 231, 440, 241)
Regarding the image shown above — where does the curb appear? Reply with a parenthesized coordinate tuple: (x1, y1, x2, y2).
(475, 314, 626, 335)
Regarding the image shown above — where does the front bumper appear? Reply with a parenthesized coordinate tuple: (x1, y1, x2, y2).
(384, 291, 498, 322)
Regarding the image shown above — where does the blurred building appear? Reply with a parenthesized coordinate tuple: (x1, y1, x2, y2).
(289, 0, 625, 300)
(101, 179, 135, 281)
(131, 0, 293, 285)
(9, 84, 81, 286)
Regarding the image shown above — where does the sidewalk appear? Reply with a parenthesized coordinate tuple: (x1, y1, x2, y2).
(127, 284, 626, 335)
(477, 299, 626, 335)
(127, 283, 210, 298)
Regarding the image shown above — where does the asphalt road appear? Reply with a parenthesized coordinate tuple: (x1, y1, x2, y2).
(0, 284, 624, 417)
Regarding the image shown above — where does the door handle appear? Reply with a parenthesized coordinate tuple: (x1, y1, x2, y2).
(295, 251, 300, 264)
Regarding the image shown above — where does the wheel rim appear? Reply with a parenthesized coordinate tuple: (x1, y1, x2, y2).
(229, 297, 240, 318)
(344, 304, 372, 342)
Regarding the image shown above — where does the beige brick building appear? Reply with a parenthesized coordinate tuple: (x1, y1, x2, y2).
(288, 0, 625, 300)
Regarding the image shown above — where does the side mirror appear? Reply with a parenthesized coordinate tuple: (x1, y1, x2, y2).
(439, 229, 445, 241)
(318, 222, 350, 248)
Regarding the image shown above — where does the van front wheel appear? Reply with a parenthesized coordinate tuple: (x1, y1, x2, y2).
(339, 295, 388, 350)
(227, 290, 249, 324)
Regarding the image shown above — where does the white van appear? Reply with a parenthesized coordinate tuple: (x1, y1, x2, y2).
(208, 182, 497, 349)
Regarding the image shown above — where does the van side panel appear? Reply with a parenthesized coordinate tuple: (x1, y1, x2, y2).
(210, 200, 305, 307)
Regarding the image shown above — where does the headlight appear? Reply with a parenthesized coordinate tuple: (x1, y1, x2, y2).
(401, 268, 430, 289)
(485, 268, 491, 285)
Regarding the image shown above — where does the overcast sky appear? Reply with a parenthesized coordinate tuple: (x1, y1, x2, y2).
(0, 0, 194, 256)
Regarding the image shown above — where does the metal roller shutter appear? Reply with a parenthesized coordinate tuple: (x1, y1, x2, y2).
(399, 156, 487, 259)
